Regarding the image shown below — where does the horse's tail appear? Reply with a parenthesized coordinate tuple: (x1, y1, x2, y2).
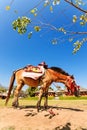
(5, 71, 16, 105)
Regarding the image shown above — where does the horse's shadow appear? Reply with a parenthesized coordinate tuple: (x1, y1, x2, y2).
(18, 105, 84, 112)
(15, 105, 86, 128)
(17, 105, 84, 118)
(53, 106, 84, 112)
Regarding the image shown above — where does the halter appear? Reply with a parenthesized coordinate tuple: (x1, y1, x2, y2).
(66, 76, 76, 95)
(66, 76, 74, 86)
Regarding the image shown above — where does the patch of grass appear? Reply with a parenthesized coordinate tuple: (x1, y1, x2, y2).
(59, 95, 87, 100)
(0, 98, 15, 107)
(0, 95, 87, 108)
(21, 96, 54, 100)
(1, 126, 15, 130)
(21, 96, 38, 100)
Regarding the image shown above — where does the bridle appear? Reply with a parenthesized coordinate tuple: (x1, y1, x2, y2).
(66, 76, 78, 95)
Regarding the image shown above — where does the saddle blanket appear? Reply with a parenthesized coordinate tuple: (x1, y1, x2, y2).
(22, 71, 44, 80)
(22, 72, 43, 80)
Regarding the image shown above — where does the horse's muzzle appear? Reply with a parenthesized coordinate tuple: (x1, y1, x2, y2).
(74, 89, 80, 97)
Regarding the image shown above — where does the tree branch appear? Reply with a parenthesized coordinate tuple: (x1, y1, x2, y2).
(39, 21, 87, 35)
(68, 31, 87, 34)
(64, 0, 87, 13)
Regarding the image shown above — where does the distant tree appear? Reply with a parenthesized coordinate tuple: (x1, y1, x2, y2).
(49, 86, 54, 91)
(0, 86, 7, 93)
(26, 87, 38, 97)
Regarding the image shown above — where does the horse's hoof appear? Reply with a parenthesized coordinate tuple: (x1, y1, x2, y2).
(37, 107, 40, 112)
(12, 102, 19, 108)
(44, 106, 48, 110)
(37, 106, 41, 112)
(12, 105, 17, 108)
(37, 109, 39, 112)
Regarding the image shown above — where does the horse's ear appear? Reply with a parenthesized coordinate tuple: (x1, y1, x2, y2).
(71, 75, 74, 79)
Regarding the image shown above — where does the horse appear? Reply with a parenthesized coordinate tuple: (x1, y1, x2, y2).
(5, 66, 79, 111)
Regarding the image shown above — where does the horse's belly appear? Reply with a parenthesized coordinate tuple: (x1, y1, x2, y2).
(23, 77, 39, 87)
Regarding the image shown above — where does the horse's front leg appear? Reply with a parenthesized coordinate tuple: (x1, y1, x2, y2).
(12, 80, 24, 108)
(43, 82, 52, 110)
(44, 89, 48, 110)
(36, 88, 44, 112)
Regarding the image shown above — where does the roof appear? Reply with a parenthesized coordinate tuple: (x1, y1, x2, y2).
(79, 87, 87, 92)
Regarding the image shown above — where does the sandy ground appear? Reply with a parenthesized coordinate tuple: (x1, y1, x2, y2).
(0, 100, 87, 130)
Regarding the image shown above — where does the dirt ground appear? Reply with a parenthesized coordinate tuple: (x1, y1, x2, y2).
(0, 100, 87, 130)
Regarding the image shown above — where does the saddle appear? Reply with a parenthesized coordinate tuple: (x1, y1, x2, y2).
(24, 65, 42, 73)
(22, 65, 45, 80)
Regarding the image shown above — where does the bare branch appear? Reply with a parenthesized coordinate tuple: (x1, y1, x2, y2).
(64, 0, 87, 13)
(67, 31, 87, 34)
(39, 21, 87, 35)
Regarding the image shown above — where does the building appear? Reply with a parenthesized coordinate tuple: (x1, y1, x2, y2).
(79, 87, 87, 96)
(35, 88, 55, 97)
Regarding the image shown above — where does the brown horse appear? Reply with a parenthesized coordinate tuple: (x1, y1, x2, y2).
(5, 66, 79, 111)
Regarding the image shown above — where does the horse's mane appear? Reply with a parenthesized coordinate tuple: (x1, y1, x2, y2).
(49, 66, 70, 76)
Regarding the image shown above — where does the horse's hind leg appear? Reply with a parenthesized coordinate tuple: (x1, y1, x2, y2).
(12, 80, 24, 108)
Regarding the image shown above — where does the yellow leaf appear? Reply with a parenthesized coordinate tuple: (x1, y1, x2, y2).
(34, 26, 41, 32)
(30, 8, 37, 14)
(50, 6, 53, 12)
(30, 9, 35, 14)
(84, 16, 87, 22)
(73, 15, 77, 23)
(44, 3, 47, 7)
(5, 6, 10, 11)
(80, 15, 84, 20)
(34, 13, 37, 17)
(80, 22, 85, 25)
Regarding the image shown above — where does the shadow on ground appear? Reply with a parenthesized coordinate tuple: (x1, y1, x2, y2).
(18, 105, 84, 112)
(17, 105, 84, 120)
(54, 122, 87, 130)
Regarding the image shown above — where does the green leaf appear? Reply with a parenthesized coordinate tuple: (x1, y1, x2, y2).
(69, 38, 73, 42)
(44, 0, 50, 7)
(51, 39, 58, 44)
(53, 0, 60, 5)
(28, 32, 33, 39)
(75, 0, 84, 6)
(12, 16, 31, 34)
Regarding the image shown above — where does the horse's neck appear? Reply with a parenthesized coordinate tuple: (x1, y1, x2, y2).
(51, 70, 68, 84)
(55, 78, 67, 84)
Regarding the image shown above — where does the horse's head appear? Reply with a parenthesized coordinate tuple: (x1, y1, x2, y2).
(66, 75, 80, 97)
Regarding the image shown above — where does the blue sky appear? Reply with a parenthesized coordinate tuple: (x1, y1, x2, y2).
(0, 0, 87, 90)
